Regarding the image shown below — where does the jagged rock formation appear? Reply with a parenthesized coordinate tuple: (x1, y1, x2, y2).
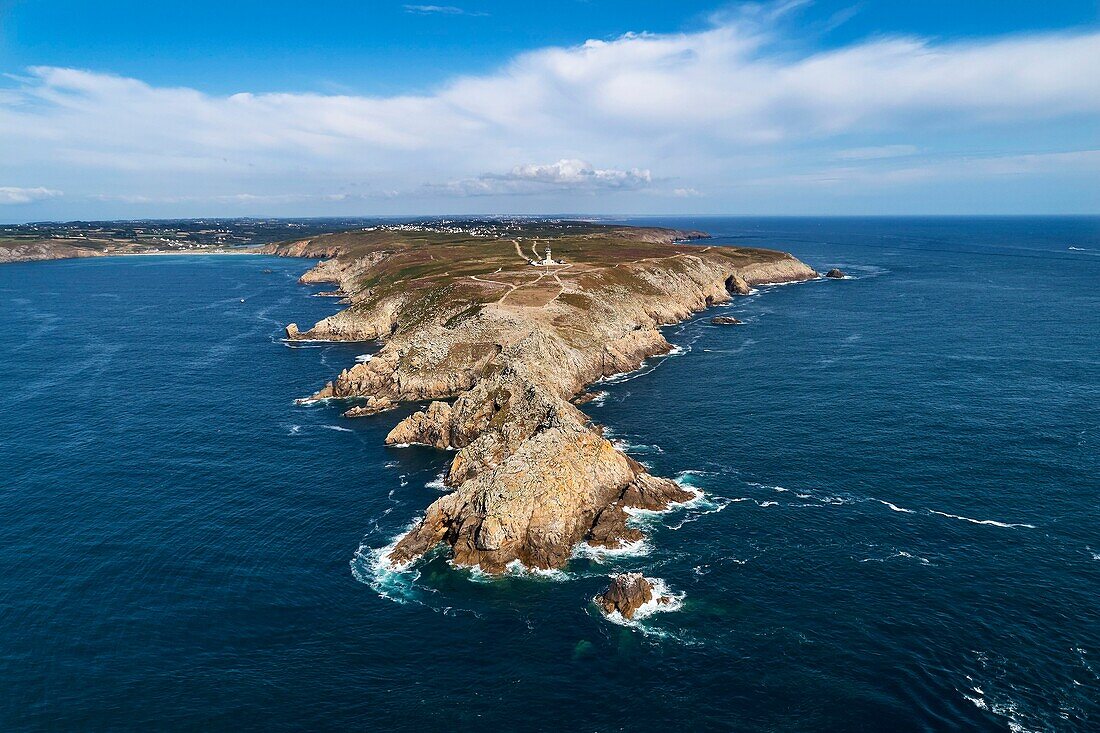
(596, 573, 662, 619)
(268, 222, 818, 573)
(711, 316, 743, 325)
(825, 268, 846, 279)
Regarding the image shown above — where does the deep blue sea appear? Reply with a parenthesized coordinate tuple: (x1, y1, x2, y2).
(1, 217, 1098, 732)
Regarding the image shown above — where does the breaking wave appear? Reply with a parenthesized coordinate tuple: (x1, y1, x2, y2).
(928, 510, 1035, 529)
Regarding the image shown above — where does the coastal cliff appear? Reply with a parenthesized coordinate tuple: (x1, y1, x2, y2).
(0, 240, 103, 264)
(269, 222, 818, 573)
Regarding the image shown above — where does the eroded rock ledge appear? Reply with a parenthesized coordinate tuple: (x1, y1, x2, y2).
(268, 222, 817, 573)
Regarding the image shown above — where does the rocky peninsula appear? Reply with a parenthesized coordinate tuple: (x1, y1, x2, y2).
(270, 221, 818, 574)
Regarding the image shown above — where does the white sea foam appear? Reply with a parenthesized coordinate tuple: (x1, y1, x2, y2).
(293, 396, 338, 406)
(574, 537, 653, 561)
(860, 550, 931, 566)
(611, 437, 664, 455)
(587, 390, 609, 406)
(280, 336, 371, 344)
(665, 495, 741, 530)
(425, 472, 448, 491)
(673, 469, 716, 488)
(321, 424, 354, 433)
(355, 354, 374, 363)
(502, 560, 571, 580)
(349, 523, 421, 605)
(597, 577, 685, 631)
(758, 501, 778, 508)
(463, 559, 572, 582)
(928, 510, 1035, 529)
(963, 693, 988, 710)
(286, 424, 302, 436)
(878, 500, 915, 513)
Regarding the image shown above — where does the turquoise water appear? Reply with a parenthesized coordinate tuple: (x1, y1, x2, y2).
(1, 218, 1098, 731)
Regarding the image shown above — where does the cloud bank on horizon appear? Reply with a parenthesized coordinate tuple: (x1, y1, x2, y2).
(1, 4, 1098, 218)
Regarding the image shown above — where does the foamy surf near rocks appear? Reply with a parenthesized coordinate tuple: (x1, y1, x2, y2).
(272, 222, 816, 575)
(596, 573, 667, 620)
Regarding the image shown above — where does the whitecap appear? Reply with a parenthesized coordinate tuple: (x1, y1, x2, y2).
(878, 499, 915, 514)
(321, 424, 354, 433)
(286, 424, 302, 436)
(355, 354, 374, 363)
(425, 472, 448, 491)
(928, 509, 1035, 529)
(963, 693, 988, 710)
(860, 550, 931, 566)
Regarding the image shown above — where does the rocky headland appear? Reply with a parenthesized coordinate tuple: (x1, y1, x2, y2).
(269, 222, 818, 574)
(0, 239, 104, 264)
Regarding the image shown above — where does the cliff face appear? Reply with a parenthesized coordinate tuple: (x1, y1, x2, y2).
(272, 223, 817, 573)
(0, 240, 102, 264)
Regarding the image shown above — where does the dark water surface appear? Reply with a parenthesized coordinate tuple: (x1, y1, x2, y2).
(1, 218, 1098, 731)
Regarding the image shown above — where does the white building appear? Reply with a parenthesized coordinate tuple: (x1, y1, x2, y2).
(531, 244, 558, 266)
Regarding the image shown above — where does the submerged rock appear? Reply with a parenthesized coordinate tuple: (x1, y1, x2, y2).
(710, 316, 743, 325)
(825, 268, 845, 279)
(596, 573, 659, 619)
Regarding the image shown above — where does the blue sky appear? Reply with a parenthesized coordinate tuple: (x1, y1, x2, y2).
(0, 0, 1098, 219)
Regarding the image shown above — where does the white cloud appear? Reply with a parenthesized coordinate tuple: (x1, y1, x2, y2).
(498, 159, 651, 189)
(736, 149, 1100, 188)
(0, 186, 62, 204)
(0, 11, 1097, 212)
(430, 160, 651, 196)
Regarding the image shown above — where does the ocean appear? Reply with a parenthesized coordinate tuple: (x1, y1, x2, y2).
(1, 217, 1097, 731)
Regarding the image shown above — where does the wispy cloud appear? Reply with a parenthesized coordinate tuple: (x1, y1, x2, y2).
(0, 186, 62, 204)
(833, 145, 919, 160)
(402, 5, 487, 17)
